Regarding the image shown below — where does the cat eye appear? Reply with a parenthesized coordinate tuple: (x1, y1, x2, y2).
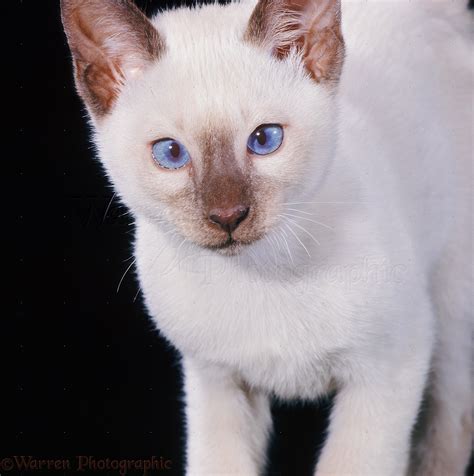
(152, 138, 191, 170)
(247, 124, 284, 156)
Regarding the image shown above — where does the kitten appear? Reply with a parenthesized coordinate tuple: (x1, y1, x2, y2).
(61, 0, 473, 474)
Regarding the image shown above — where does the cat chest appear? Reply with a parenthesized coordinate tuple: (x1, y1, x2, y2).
(142, 268, 346, 399)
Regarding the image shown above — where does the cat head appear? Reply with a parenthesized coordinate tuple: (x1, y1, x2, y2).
(62, 0, 344, 254)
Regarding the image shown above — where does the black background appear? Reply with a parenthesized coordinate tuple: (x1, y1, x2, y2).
(7, 1, 472, 475)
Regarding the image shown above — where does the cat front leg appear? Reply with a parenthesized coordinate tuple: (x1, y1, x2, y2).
(183, 357, 272, 476)
(315, 347, 431, 476)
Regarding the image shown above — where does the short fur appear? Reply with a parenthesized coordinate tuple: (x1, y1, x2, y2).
(62, 0, 473, 474)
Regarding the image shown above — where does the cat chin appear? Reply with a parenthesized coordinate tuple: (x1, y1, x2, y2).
(201, 237, 258, 256)
(195, 230, 266, 256)
(205, 240, 245, 256)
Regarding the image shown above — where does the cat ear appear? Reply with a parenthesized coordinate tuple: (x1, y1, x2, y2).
(61, 0, 164, 118)
(245, 0, 344, 84)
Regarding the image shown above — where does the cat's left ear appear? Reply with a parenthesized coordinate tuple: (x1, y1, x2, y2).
(245, 0, 344, 84)
(61, 0, 164, 118)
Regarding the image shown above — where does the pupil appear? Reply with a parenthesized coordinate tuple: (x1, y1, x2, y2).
(169, 142, 181, 159)
(256, 130, 267, 146)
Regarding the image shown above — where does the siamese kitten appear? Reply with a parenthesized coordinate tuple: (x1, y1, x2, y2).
(61, 0, 473, 474)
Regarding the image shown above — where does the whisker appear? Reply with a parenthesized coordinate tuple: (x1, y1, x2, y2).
(279, 215, 321, 246)
(267, 234, 280, 265)
(133, 287, 141, 303)
(102, 192, 116, 222)
(282, 207, 314, 216)
(271, 231, 284, 254)
(284, 223, 311, 258)
(273, 230, 286, 261)
(281, 213, 334, 231)
(117, 258, 136, 293)
(282, 201, 364, 205)
(279, 228, 295, 265)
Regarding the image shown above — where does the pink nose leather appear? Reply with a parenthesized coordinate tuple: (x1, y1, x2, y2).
(209, 205, 250, 233)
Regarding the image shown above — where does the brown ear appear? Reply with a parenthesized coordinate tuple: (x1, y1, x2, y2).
(245, 0, 344, 84)
(61, 0, 164, 118)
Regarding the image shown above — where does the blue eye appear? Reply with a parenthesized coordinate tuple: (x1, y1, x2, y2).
(247, 124, 283, 155)
(152, 139, 191, 170)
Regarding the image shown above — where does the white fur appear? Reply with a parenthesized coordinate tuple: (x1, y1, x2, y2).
(92, 1, 473, 474)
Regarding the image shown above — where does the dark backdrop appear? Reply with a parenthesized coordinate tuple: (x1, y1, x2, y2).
(7, 1, 472, 476)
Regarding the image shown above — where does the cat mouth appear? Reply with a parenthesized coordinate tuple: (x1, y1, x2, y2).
(207, 236, 244, 254)
(203, 231, 263, 255)
(216, 236, 241, 250)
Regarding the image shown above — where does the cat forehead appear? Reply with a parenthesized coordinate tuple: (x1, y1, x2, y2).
(150, 1, 304, 90)
(152, 1, 256, 47)
(151, 1, 268, 88)
(109, 1, 322, 140)
(122, 3, 309, 127)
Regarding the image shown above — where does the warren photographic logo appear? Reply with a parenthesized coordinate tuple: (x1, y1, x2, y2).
(0, 456, 172, 476)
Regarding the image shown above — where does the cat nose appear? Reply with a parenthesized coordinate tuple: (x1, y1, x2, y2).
(209, 205, 250, 233)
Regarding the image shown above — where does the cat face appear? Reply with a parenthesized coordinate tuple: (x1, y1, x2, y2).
(62, 0, 344, 254)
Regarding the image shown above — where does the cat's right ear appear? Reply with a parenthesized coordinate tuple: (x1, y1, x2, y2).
(245, 0, 344, 85)
(61, 0, 164, 119)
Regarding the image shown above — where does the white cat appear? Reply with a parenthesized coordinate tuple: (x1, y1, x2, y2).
(61, 0, 473, 474)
